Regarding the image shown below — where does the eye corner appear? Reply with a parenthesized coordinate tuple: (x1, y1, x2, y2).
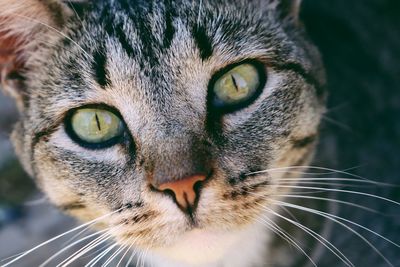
(208, 59, 268, 114)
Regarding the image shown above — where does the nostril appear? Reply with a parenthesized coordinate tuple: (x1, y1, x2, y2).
(153, 174, 207, 211)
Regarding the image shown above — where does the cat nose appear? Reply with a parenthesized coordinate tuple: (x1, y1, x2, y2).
(153, 175, 207, 211)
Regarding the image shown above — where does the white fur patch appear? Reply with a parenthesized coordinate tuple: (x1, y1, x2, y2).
(148, 221, 270, 267)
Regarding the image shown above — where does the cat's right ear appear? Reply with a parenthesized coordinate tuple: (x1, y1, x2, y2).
(0, 0, 71, 111)
(275, 0, 302, 24)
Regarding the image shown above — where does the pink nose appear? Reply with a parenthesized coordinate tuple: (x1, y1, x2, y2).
(154, 175, 207, 210)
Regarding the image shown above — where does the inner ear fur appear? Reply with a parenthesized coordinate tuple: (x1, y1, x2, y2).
(0, 0, 70, 110)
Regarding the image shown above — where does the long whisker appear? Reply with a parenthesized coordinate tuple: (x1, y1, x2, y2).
(1, 209, 121, 266)
(261, 205, 354, 267)
(272, 194, 383, 215)
(61, 226, 92, 248)
(125, 251, 136, 267)
(116, 243, 135, 267)
(322, 115, 355, 133)
(246, 166, 375, 181)
(255, 216, 317, 267)
(85, 243, 118, 267)
(272, 199, 397, 267)
(277, 181, 374, 188)
(39, 229, 108, 267)
(102, 244, 126, 267)
(278, 177, 386, 185)
(273, 185, 400, 206)
(58, 232, 112, 267)
(279, 205, 301, 223)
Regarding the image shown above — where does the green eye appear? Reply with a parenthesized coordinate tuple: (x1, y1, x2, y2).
(67, 108, 124, 147)
(211, 62, 266, 112)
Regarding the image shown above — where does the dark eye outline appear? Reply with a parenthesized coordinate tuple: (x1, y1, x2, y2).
(64, 104, 127, 150)
(207, 59, 267, 114)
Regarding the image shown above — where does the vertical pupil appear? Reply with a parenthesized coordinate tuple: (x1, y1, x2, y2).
(95, 113, 101, 131)
(231, 74, 239, 91)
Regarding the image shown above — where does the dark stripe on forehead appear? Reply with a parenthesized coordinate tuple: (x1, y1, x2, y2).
(192, 25, 214, 60)
(163, 0, 176, 49)
(115, 23, 136, 58)
(92, 48, 111, 88)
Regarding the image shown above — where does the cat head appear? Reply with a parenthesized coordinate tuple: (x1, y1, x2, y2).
(1, 0, 325, 264)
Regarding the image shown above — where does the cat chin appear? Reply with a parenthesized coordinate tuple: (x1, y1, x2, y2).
(148, 221, 269, 267)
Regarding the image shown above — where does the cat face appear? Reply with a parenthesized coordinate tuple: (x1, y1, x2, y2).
(1, 0, 325, 264)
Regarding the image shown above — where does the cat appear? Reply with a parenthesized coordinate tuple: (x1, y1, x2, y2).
(0, 0, 399, 266)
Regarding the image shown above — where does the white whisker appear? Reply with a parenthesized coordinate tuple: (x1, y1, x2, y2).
(58, 232, 112, 267)
(85, 243, 117, 267)
(102, 244, 125, 267)
(1, 209, 121, 267)
(255, 216, 317, 267)
(273, 185, 400, 206)
(246, 165, 372, 181)
(272, 200, 397, 267)
(273, 194, 381, 214)
(261, 205, 354, 267)
(39, 230, 107, 267)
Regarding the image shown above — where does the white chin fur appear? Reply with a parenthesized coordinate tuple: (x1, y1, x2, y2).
(147, 221, 270, 267)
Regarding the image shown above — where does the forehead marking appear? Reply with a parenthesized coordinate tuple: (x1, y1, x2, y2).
(92, 47, 111, 88)
(192, 25, 214, 61)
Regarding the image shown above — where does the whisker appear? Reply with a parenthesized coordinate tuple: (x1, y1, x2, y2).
(272, 194, 384, 215)
(116, 243, 135, 267)
(255, 216, 317, 267)
(85, 243, 118, 267)
(261, 205, 354, 267)
(272, 200, 397, 267)
(58, 232, 112, 267)
(278, 177, 387, 185)
(273, 185, 400, 207)
(1, 208, 121, 266)
(322, 115, 355, 133)
(102, 244, 126, 267)
(246, 165, 374, 181)
(277, 181, 375, 188)
(39, 229, 108, 267)
(279, 205, 301, 224)
(125, 251, 136, 267)
(61, 226, 92, 248)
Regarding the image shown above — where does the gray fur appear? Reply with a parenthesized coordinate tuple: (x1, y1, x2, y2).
(1, 0, 327, 266)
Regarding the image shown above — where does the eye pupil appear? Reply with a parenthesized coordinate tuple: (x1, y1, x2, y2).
(231, 74, 239, 91)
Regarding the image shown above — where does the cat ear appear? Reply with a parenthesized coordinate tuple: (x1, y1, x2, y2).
(0, 0, 70, 110)
(276, 0, 302, 24)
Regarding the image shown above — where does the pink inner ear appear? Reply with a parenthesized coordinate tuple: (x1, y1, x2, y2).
(0, 34, 25, 81)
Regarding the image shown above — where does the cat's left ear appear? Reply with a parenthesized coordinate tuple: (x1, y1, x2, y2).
(276, 0, 302, 24)
(0, 0, 71, 111)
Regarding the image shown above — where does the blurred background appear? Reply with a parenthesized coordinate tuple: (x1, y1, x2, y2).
(0, 0, 399, 266)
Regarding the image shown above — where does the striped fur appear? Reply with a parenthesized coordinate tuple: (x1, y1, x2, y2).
(1, 1, 327, 266)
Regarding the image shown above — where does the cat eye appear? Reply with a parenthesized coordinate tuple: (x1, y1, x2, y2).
(65, 107, 125, 148)
(210, 61, 267, 113)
